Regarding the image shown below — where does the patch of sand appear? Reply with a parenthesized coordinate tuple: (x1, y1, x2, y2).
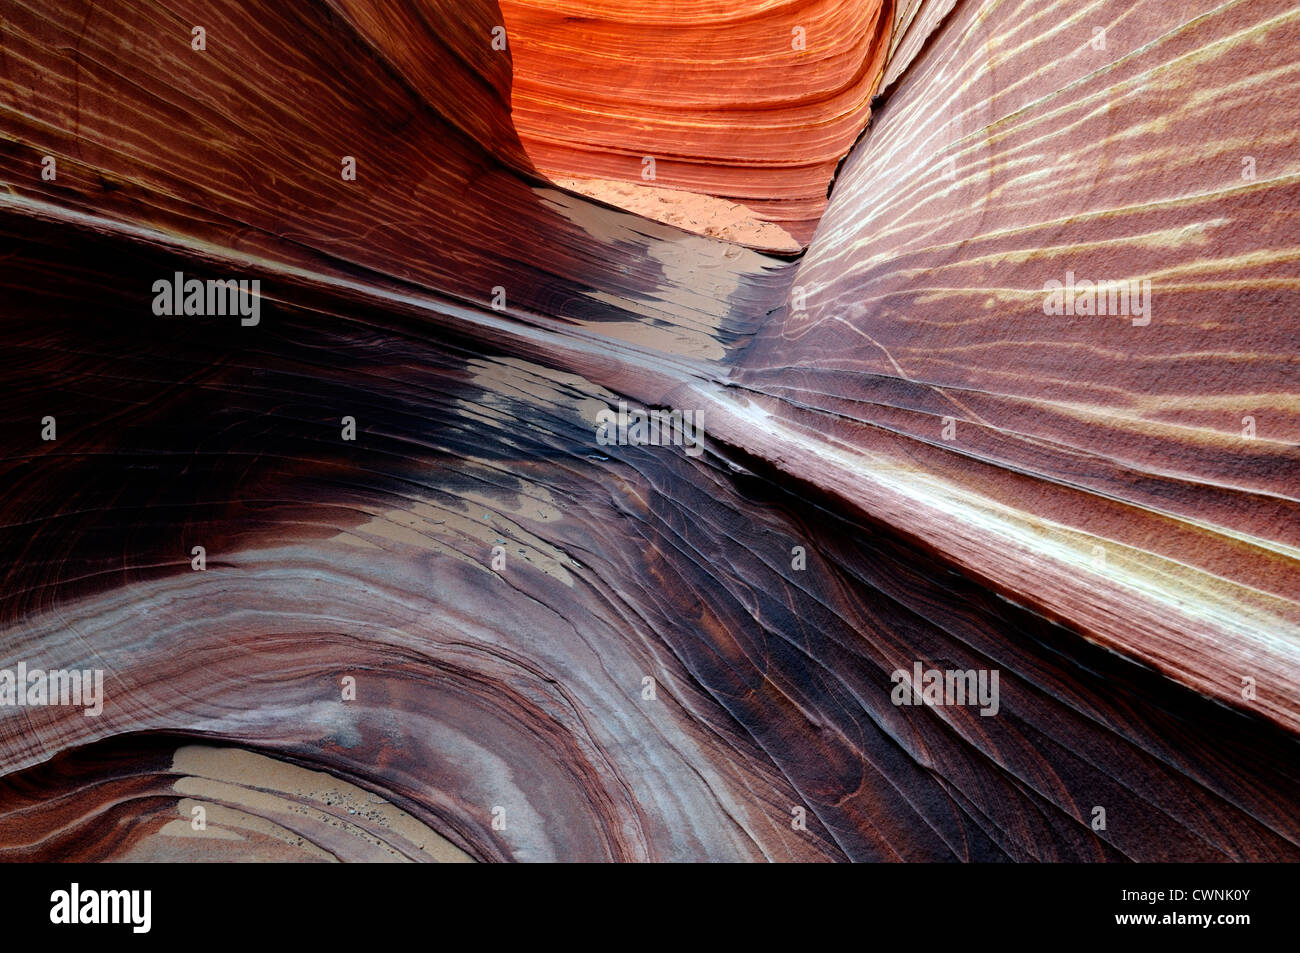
(152, 744, 473, 862)
(549, 176, 802, 254)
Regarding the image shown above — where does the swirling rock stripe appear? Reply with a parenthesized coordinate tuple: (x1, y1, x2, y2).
(501, 0, 895, 243)
(0, 0, 1296, 861)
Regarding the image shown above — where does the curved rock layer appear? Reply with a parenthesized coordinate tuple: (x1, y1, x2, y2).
(0, 0, 1297, 862)
(502, 0, 894, 243)
(742, 0, 1300, 730)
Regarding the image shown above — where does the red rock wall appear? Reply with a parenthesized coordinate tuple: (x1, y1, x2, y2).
(502, 0, 895, 243)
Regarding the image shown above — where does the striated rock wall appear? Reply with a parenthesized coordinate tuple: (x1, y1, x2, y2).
(502, 0, 895, 244)
(0, 0, 1296, 862)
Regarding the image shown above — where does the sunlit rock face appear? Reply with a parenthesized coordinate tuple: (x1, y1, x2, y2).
(0, 0, 1297, 863)
(501, 0, 894, 245)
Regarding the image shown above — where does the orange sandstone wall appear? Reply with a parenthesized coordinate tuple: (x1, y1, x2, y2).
(502, 0, 894, 243)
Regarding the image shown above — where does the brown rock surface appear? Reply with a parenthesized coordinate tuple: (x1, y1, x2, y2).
(0, 0, 1296, 863)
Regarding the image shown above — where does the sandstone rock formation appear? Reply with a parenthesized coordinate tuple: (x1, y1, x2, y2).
(0, 0, 1296, 862)
(503, 0, 893, 244)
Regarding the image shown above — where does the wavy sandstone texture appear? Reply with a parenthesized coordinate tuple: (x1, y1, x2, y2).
(502, 0, 893, 245)
(0, 0, 1297, 862)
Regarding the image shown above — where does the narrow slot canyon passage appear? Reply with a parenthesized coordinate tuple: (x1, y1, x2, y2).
(0, 0, 1296, 865)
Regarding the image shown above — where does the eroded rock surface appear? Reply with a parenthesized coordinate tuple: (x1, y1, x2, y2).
(0, 0, 1296, 861)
